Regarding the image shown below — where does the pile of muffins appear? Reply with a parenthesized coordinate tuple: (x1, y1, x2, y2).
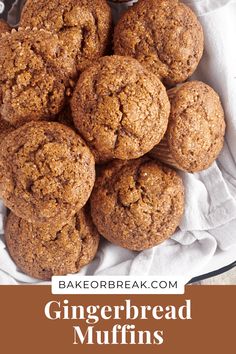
(0, 0, 226, 280)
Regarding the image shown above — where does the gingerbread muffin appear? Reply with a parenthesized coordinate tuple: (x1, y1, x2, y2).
(0, 28, 75, 127)
(20, 0, 112, 77)
(71, 55, 170, 163)
(0, 121, 95, 227)
(5, 208, 100, 280)
(114, 0, 204, 86)
(150, 81, 226, 172)
(90, 158, 184, 251)
(0, 19, 10, 35)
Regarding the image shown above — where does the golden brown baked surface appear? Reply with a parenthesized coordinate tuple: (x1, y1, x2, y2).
(5, 208, 100, 280)
(0, 28, 72, 127)
(20, 0, 112, 77)
(151, 81, 226, 172)
(0, 19, 10, 35)
(90, 157, 184, 251)
(114, 0, 204, 86)
(0, 121, 95, 227)
(71, 55, 170, 163)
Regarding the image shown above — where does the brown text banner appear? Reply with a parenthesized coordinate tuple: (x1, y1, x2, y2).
(0, 285, 235, 353)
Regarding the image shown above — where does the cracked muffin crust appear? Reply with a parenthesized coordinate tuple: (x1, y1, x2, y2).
(5, 208, 100, 280)
(20, 0, 112, 78)
(71, 55, 170, 163)
(0, 121, 95, 227)
(0, 20, 11, 35)
(114, 0, 204, 86)
(150, 81, 226, 172)
(0, 28, 71, 127)
(90, 158, 185, 251)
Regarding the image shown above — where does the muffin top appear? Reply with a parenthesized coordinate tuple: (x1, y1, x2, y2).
(5, 208, 100, 280)
(20, 0, 112, 77)
(114, 0, 204, 86)
(90, 157, 184, 251)
(71, 55, 170, 163)
(163, 81, 225, 172)
(0, 121, 95, 227)
(0, 19, 10, 35)
(0, 28, 72, 127)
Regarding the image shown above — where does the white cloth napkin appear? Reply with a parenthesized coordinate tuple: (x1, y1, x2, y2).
(1, 0, 236, 285)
